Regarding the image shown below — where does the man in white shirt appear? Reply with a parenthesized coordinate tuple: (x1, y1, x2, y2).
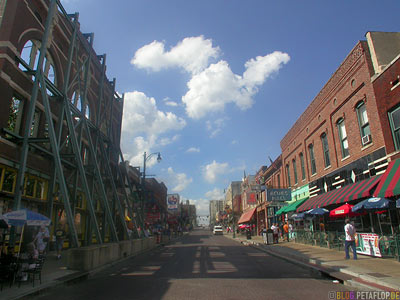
(344, 219, 357, 260)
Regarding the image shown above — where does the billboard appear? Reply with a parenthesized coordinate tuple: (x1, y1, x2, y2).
(167, 194, 179, 211)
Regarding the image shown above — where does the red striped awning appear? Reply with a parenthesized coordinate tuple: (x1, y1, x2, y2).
(237, 207, 256, 224)
(373, 159, 400, 198)
(297, 175, 381, 212)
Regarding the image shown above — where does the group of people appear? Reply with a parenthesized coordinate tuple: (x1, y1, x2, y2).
(269, 222, 293, 243)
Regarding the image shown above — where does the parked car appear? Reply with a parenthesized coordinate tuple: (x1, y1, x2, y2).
(213, 225, 223, 235)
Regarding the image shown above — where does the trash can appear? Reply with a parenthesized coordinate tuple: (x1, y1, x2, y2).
(266, 229, 274, 245)
(246, 229, 252, 240)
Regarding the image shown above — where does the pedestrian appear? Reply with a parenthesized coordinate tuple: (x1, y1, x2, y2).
(288, 223, 294, 240)
(34, 226, 50, 255)
(283, 222, 289, 242)
(344, 218, 357, 260)
(271, 223, 279, 243)
(55, 224, 65, 259)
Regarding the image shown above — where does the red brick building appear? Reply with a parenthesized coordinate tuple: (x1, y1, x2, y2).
(281, 32, 400, 200)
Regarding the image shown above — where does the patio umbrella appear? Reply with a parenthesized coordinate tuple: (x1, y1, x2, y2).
(352, 198, 395, 235)
(351, 197, 393, 213)
(2, 209, 51, 226)
(329, 203, 358, 218)
(305, 208, 329, 216)
(2, 209, 51, 256)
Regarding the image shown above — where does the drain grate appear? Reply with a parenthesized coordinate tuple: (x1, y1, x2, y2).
(366, 272, 390, 278)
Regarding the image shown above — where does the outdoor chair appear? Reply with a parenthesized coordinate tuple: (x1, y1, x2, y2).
(18, 257, 45, 288)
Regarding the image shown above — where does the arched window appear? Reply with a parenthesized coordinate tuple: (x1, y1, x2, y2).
(286, 164, 291, 187)
(71, 91, 90, 120)
(337, 118, 349, 158)
(19, 39, 57, 94)
(299, 153, 306, 181)
(321, 132, 331, 168)
(308, 144, 316, 175)
(292, 158, 298, 185)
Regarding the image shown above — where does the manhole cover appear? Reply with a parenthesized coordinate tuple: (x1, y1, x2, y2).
(366, 272, 390, 278)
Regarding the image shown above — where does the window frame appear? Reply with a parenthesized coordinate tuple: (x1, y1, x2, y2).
(308, 144, 317, 175)
(286, 163, 291, 187)
(356, 101, 371, 143)
(388, 105, 400, 151)
(300, 152, 306, 181)
(292, 158, 298, 185)
(337, 118, 350, 158)
(321, 132, 331, 168)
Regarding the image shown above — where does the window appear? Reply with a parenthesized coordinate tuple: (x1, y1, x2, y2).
(71, 91, 90, 120)
(19, 40, 57, 94)
(337, 118, 349, 158)
(30, 108, 41, 137)
(286, 164, 291, 187)
(1, 168, 16, 193)
(321, 133, 331, 167)
(388, 105, 400, 150)
(300, 152, 306, 180)
(308, 144, 316, 175)
(292, 159, 298, 185)
(356, 102, 371, 144)
(7, 96, 24, 134)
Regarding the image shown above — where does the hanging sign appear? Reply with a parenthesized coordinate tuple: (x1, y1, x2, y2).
(355, 233, 382, 257)
(267, 189, 291, 202)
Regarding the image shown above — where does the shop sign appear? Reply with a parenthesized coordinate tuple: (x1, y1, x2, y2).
(167, 194, 179, 211)
(356, 233, 382, 257)
(267, 189, 291, 201)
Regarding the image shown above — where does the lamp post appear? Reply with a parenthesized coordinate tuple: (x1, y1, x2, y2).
(141, 151, 162, 232)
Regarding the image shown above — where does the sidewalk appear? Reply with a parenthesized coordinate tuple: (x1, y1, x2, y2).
(1, 251, 88, 300)
(227, 233, 400, 292)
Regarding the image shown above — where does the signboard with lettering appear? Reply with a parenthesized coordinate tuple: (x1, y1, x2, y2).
(266, 189, 291, 202)
(356, 233, 382, 257)
(167, 194, 179, 211)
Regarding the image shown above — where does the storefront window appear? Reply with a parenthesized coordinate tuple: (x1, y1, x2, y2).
(25, 176, 36, 197)
(2, 169, 16, 193)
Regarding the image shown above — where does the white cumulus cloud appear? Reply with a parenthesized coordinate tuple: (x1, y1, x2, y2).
(183, 52, 290, 119)
(202, 160, 229, 183)
(121, 91, 186, 166)
(186, 147, 200, 153)
(205, 188, 224, 200)
(131, 36, 220, 75)
(166, 167, 193, 192)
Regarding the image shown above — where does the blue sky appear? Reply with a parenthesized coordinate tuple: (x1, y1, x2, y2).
(61, 0, 399, 217)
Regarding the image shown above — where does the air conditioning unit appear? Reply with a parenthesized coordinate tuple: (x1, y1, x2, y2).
(362, 134, 372, 145)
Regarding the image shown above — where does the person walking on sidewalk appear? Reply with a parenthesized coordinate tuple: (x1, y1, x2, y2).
(283, 222, 289, 242)
(55, 224, 65, 259)
(344, 219, 357, 260)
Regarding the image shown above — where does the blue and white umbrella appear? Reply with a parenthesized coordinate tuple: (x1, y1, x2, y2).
(352, 197, 394, 213)
(305, 208, 329, 216)
(2, 209, 51, 226)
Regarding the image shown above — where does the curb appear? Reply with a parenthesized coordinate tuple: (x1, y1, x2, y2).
(229, 237, 399, 292)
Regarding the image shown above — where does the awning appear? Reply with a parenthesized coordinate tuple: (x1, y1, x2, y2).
(373, 159, 400, 198)
(275, 205, 288, 215)
(297, 175, 381, 212)
(237, 207, 256, 224)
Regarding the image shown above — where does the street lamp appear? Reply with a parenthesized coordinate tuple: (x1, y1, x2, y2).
(141, 152, 162, 231)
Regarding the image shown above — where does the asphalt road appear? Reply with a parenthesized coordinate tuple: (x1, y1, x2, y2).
(33, 229, 353, 300)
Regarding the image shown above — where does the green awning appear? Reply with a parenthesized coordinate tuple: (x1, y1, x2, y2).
(284, 198, 308, 213)
(275, 205, 288, 215)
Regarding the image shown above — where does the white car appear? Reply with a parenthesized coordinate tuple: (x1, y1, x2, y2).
(213, 225, 223, 235)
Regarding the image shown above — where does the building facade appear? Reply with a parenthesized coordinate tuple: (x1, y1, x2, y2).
(0, 0, 142, 248)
